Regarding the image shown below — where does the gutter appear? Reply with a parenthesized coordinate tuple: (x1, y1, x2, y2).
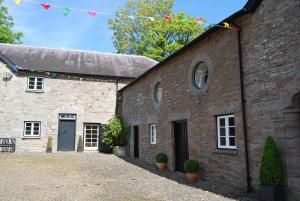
(232, 21, 252, 193)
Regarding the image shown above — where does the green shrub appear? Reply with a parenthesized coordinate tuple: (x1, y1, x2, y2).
(259, 136, 284, 187)
(184, 160, 199, 173)
(155, 153, 168, 163)
(102, 115, 127, 148)
(77, 136, 83, 149)
(46, 136, 53, 148)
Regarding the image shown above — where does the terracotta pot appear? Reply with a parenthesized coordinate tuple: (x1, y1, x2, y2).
(185, 173, 199, 183)
(156, 163, 167, 171)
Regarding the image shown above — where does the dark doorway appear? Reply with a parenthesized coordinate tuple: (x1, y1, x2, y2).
(58, 119, 76, 151)
(173, 120, 189, 172)
(134, 126, 139, 158)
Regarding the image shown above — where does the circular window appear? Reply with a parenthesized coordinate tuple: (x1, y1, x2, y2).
(193, 62, 208, 89)
(154, 83, 162, 102)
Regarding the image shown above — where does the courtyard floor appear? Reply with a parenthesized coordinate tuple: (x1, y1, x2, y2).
(0, 153, 258, 201)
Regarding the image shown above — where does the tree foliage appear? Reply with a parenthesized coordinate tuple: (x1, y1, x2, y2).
(259, 136, 284, 187)
(0, 0, 23, 44)
(108, 0, 205, 61)
(102, 116, 127, 148)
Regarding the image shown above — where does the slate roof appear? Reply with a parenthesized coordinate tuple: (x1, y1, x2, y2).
(0, 43, 158, 78)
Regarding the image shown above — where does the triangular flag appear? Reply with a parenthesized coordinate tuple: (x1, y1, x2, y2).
(147, 17, 155, 21)
(41, 3, 51, 10)
(62, 8, 71, 16)
(79, 78, 83, 81)
(88, 10, 97, 16)
(197, 17, 204, 25)
(14, 0, 23, 5)
(46, 72, 50, 75)
(163, 15, 171, 21)
(223, 22, 230, 28)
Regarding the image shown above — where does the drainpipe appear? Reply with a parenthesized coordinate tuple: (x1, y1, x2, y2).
(231, 22, 252, 193)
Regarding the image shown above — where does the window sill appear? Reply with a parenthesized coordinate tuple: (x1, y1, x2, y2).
(213, 149, 237, 155)
(21, 137, 41, 140)
(25, 89, 44, 93)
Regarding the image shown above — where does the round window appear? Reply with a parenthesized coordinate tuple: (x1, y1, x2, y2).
(194, 62, 208, 89)
(154, 83, 162, 102)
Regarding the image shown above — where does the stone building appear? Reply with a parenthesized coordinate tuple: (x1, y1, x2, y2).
(0, 44, 157, 152)
(118, 0, 299, 200)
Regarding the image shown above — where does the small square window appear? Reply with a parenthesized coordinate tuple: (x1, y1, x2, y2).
(217, 115, 236, 149)
(149, 124, 157, 145)
(27, 77, 44, 91)
(24, 122, 41, 138)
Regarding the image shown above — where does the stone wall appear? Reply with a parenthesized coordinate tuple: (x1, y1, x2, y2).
(120, 0, 300, 195)
(0, 63, 130, 152)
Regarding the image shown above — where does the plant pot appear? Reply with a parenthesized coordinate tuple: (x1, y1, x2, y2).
(46, 147, 52, 153)
(113, 146, 126, 157)
(77, 147, 84, 153)
(260, 185, 285, 201)
(156, 163, 167, 171)
(185, 173, 199, 183)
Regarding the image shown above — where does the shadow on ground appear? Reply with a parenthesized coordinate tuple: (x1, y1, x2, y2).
(118, 156, 259, 201)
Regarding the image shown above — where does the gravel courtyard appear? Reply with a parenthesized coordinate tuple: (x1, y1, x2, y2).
(0, 153, 258, 201)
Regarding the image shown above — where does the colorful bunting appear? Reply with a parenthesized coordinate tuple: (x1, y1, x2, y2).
(163, 15, 172, 21)
(62, 8, 71, 16)
(223, 22, 230, 28)
(88, 10, 97, 16)
(14, 0, 23, 5)
(41, 3, 50, 10)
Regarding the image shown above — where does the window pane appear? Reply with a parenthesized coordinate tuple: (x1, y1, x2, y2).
(220, 128, 226, 136)
(86, 135, 91, 138)
(37, 78, 43, 82)
(219, 118, 225, 127)
(229, 127, 235, 136)
(194, 62, 208, 89)
(229, 137, 235, 146)
(229, 117, 235, 126)
(220, 137, 226, 146)
(85, 143, 91, 147)
(36, 84, 43, 90)
(155, 83, 162, 102)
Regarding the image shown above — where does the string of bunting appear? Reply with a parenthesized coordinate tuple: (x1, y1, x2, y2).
(12, 0, 239, 31)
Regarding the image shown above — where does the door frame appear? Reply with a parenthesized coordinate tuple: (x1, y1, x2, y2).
(172, 119, 189, 172)
(133, 125, 139, 158)
(83, 123, 101, 151)
(57, 113, 77, 151)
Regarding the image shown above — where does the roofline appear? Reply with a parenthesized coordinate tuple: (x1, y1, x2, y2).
(119, 0, 262, 92)
(0, 43, 157, 63)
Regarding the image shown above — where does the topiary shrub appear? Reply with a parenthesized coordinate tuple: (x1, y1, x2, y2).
(155, 153, 168, 163)
(259, 136, 284, 187)
(184, 160, 200, 173)
(102, 115, 127, 148)
(46, 136, 53, 149)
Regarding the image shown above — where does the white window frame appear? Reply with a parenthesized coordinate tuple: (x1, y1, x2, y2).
(149, 124, 157, 145)
(27, 76, 44, 91)
(217, 115, 236, 149)
(23, 121, 41, 138)
(84, 124, 100, 151)
(59, 114, 76, 120)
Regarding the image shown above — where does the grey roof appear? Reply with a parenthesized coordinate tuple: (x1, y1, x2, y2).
(0, 43, 158, 78)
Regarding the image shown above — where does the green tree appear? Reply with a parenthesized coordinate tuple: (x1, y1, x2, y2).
(259, 136, 284, 187)
(0, 0, 23, 44)
(108, 0, 205, 61)
(102, 116, 127, 148)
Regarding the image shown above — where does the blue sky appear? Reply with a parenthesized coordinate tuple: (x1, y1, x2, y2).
(3, 0, 247, 52)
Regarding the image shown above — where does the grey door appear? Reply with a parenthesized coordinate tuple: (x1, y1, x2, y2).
(58, 120, 76, 151)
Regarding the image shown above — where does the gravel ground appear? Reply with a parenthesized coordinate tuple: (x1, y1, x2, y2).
(0, 153, 258, 201)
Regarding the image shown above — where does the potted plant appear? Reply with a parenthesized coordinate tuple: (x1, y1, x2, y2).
(46, 136, 53, 153)
(102, 115, 127, 157)
(184, 160, 200, 183)
(77, 136, 84, 152)
(155, 153, 168, 171)
(259, 136, 285, 201)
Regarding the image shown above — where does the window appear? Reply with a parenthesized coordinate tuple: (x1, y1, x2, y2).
(84, 124, 99, 150)
(154, 83, 162, 102)
(193, 62, 208, 89)
(27, 77, 44, 91)
(149, 124, 157, 144)
(24, 122, 41, 137)
(217, 115, 236, 149)
(59, 114, 76, 120)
